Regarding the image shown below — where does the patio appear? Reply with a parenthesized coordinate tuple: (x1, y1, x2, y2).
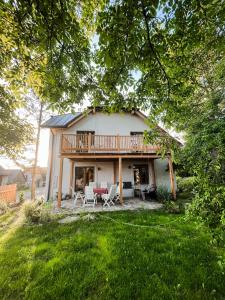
(53, 197, 162, 214)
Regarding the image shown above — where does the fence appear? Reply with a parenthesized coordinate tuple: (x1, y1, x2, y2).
(0, 184, 17, 204)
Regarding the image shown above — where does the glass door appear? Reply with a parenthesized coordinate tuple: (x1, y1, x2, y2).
(75, 167, 95, 191)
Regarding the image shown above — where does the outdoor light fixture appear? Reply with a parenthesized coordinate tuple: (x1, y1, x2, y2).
(97, 167, 101, 171)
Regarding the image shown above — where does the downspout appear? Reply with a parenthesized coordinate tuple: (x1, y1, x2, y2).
(47, 129, 54, 200)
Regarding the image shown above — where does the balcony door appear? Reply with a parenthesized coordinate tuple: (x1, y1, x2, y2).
(75, 167, 95, 191)
(130, 132, 143, 151)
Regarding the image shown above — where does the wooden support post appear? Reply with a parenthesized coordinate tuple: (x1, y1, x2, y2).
(149, 159, 156, 186)
(118, 157, 123, 204)
(113, 161, 117, 184)
(69, 160, 74, 197)
(168, 156, 176, 200)
(58, 157, 64, 208)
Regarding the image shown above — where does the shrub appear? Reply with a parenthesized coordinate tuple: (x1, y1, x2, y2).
(19, 192, 25, 204)
(177, 176, 196, 193)
(164, 200, 181, 214)
(157, 185, 172, 202)
(23, 199, 53, 224)
(186, 184, 225, 228)
(0, 202, 9, 215)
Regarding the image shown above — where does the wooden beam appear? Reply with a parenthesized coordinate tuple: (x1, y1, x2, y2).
(61, 154, 161, 159)
(149, 159, 156, 186)
(118, 157, 123, 204)
(113, 161, 116, 184)
(69, 160, 74, 196)
(168, 156, 176, 199)
(57, 157, 64, 208)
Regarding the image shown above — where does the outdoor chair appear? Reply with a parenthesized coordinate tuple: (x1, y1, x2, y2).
(83, 186, 97, 207)
(141, 184, 157, 201)
(100, 182, 107, 188)
(71, 187, 84, 208)
(89, 182, 97, 189)
(102, 185, 117, 207)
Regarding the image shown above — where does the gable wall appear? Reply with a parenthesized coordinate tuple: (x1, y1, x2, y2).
(64, 112, 149, 135)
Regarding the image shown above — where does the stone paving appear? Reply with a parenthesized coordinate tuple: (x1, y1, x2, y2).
(53, 198, 162, 215)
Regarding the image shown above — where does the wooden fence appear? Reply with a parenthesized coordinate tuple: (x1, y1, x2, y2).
(0, 184, 17, 204)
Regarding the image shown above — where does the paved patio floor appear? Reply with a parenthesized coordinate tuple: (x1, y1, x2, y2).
(53, 198, 162, 214)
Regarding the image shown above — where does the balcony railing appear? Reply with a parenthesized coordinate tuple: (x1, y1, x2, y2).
(61, 134, 160, 154)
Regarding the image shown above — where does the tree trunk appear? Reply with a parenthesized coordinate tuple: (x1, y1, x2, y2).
(31, 101, 43, 200)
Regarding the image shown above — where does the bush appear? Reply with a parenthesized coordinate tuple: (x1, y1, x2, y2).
(23, 199, 53, 224)
(186, 184, 225, 228)
(157, 185, 172, 202)
(177, 176, 196, 193)
(164, 200, 181, 214)
(0, 202, 9, 215)
(19, 192, 25, 204)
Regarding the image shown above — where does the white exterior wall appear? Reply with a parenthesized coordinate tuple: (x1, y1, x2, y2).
(65, 112, 149, 135)
(154, 159, 177, 191)
(46, 111, 176, 199)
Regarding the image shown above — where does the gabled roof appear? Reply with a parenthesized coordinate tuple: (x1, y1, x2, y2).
(41, 112, 82, 128)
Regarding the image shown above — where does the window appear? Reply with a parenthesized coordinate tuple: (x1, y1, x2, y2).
(130, 132, 143, 136)
(133, 164, 149, 185)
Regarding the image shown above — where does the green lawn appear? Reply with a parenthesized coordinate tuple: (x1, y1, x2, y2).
(0, 208, 225, 300)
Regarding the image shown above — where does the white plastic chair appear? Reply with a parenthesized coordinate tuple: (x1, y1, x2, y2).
(71, 187, 84, 208)
(89, 182, 97, 188)
(83, 186, 97, 207)
(102, 185, 117, 207)
(100, 182, 107, 189)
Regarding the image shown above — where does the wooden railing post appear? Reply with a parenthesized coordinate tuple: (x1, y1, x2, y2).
(88, 133, 92, 152)
(117, 134, 120, 153)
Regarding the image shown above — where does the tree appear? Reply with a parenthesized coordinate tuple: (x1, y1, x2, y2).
(0, 0, 101, 162)
(0, 85, 33, 159)
(94, 0, 225, 229)
(0, 0, 102, 108)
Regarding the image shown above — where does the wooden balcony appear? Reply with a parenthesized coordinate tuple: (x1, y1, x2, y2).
(61, 134, 160, 154)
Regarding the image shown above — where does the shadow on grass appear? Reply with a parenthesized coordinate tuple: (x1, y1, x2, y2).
(0, 210, 224, 300)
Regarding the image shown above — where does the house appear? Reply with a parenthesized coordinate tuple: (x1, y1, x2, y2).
(41, 107, 177, 207)
(23, 166, 47, 187)
(0, 166, 26, 187)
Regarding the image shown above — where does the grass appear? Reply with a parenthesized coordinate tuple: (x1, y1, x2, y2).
(0, 207, 225, 300)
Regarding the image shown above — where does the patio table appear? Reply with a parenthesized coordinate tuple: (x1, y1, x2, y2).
(93, 188, 108, 195)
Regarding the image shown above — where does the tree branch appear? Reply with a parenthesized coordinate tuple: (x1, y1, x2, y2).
(140, 0, 171, 99)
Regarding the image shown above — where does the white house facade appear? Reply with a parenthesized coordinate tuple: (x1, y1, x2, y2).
(42, 107, 177, 207)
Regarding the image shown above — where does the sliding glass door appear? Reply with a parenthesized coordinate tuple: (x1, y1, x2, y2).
(75, 167, 95, 191)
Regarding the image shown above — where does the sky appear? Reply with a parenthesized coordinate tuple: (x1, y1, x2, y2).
(0, 128, 50, 169)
